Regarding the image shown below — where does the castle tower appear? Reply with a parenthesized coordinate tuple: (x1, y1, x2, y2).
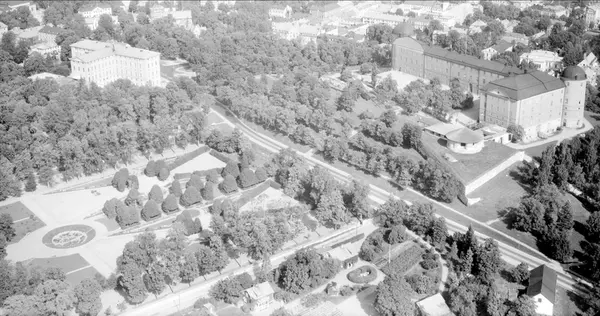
(561, 66, 587, 129)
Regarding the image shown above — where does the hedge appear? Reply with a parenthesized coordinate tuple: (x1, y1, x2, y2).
(330, 233, 365, 250)
(347, 265, 377, 284)
(236, 180, 272, 208)
(167, 146, 211, 172)
(209, 150, 233, 164)
(174, 167, 225, 180)
(381, 245, 425, 277)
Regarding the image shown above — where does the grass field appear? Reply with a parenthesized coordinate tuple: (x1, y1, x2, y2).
(207, 111, 225, 126)
(95, 217, 120, 232)
(0, 201, 46, 243)
(28, 253, 99, 286)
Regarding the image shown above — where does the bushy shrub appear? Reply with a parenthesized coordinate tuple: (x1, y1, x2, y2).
(158, 167, 170, 181)
(255, 167, 268, 183)
(347, 265, 378, 284)
(181, 187, 202, 207)
(237, 168, 258, 188)
(420, 259, 439, 270)
(175, 210, 202, 235)
(301, 293, 326, 308)
(141, 200, 161, 221)
(405, 274, 436, 294)
(25, 173, 36, 192)
(187, 174, 204, 190)
(125, 188, 142, 207)
(339, 285, 354, 296)
(170, 180, 183, 197)
(162, 194, 179, 213)
(102, 198, 119, 219)
(219, 174, 238, 194)
(222, 161, 240, 178)
(148, 185, 164, 204)
(111, 168, 129, 192)
(270, 307, 293, 316)
(386, 225, 406, 244)
(206, 169, 220, 184)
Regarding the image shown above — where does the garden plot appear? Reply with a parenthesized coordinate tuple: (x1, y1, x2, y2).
(170, 152, 227, 175)
(238, 187, 299, 213)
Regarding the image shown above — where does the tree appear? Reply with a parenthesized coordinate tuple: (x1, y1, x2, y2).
(219, 174, 238, 194)
(429, 217, 448, 248)
(180, 187, 202, 207)
(507, 124, 525, 142)
(2, 294, 43, 316)
(448, 283, 477, 316)
(24, 172, 36, 192)
(556, 201, 574, 231)
(187, 174, 204, 190)
(222, 161, 240, 178)
(510, 262, 530, 284)
(169, 180, 182, 197)
(387, 225, 406, 244)
(344, 180, 371, 220)
(34, 279, 77, 316)
(209, 277, 244, 304)
(180, 252, 199, 284)
(277, 249, 340, 294)
(237, 168, 257, 188)
(148, 185, 163, 204)
(473, 239, 502, 284)
(255, 167, 267, 183)
(0, 214, 15, 242)
(510, 295, 537, 316)
(587, 211, 600, 242)
(374, 275, 415, 316)
(201, 182, 215, 200)
(206, 170, 220, 184)
(145, 160, 157, 177)
(111, 168, 129, 192)
(162, 194, 179, 214)
(400, 123, 422, 149)
(541, 229, 572, 262)
(74, 279, 102, 316)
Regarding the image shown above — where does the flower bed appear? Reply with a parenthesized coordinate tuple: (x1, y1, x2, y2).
(381, 244, 425, 278)
(347, 265, 378, 284)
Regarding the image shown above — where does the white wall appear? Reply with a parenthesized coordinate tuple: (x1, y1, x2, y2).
(532, 294, 554, 316)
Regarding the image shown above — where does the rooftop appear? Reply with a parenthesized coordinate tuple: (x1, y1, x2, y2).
(70, 40, 160, 62)
(245, 282, 275, 301)
(503, 32, 528, 39)
(482, 70, 565, 101)
(527, 265, 557, 303)
(416, 293, 454, 316)
(424, 122, 463, 136)
(446, 127, 484, 144)
(362, 11, 408, 23)
(79, 3, 112, 12)
(39, 25, 63, 35)
(31, 41, 58, 49)
(520, 50, 562, 62)
(490, 40, 513, 53)
(28, 72, 77, 86)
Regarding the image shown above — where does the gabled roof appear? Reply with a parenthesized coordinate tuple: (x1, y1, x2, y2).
(422, 44, 522, 76)
(392, 37, 423, 52)
(491, 40, 513, 53)
(483, 71, 565, 101)
(527, 265, 557, 303)
(245, 282, 275, 301)
(39, 25, 63, 35)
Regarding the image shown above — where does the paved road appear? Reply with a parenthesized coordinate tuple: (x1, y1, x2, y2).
(210, 104, 588, 295)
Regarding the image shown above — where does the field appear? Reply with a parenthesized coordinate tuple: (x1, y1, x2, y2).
(170, 152, 227, 175)
(0, 201, 46, 243)
(28, 254, 99, 286)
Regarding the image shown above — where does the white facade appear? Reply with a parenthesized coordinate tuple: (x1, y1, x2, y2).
(0, 22, 7, 36)
(70, 40, 161, 87)
(79, 5, 112, 19)
(268, 5, 292, 19)
(532, 294, 553, 316)
(520, 50, 563, 73)
(30, 42, 60, 60)
(361, 11, 408, 27)
(578, 52, 600, 86)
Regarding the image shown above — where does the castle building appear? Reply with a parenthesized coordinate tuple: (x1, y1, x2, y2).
(480, 66, 586, 141)
(392, 37, 587, 142)
(69, 40, 161, 87)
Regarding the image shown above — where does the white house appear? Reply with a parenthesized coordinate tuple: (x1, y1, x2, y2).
(527, 265, 557, 316)
(244, 282, 275, 312)
(519, 50, 563, 73)
(469, 19, 487, 34)
(78, 3, 112, 19)
(268, 5, 292, 19)
(481, 40, 513, 60)
(578, 52, 600, 86)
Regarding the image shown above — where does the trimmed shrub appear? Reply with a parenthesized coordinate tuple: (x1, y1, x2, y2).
(270, 181, 282, 189)
(219, 174, 238, 194)
(126, 175, 139, 190)
(222, 161, 240, 178)
(347, 265, 377, 284)
(237, 168, 257, 188)
(148, 185, 163, 204)
(141, 200, 161, 221)
(111, 168, 129, 192)
(210, 199, 222, 215)
(206, 170, 220, 184)
(116, 205, 140, 228)
(180, 187, 202, 207)
(158, 167, 170, 181)
(156, 160, 167, 172)
(145, 160, 157, 177)
(102, 198, 118, 219)
(330, 233, 365, 250)
(301, 293, 326, 308)
(125, 188, 142, 207)
(162, 194, 179, 214)
(381, 245, 425, 277)
(255, 167, 267, 183)
(170, 180, 183, 197)
(202, 182, 216, 200)
(187, 174, 204, 190)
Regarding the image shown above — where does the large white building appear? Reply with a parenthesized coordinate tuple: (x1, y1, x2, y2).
(519, 50, 563, 73)
(78, 3, 112, 19)
(69, 40, 161, 87)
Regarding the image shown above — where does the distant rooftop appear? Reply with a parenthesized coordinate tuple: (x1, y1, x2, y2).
(482, 70, 565, 101)
(79, 2, 112, 12)
(71, 40, 160, 62)
(39, 25, 63, 35)
(416, 293, 454, 316)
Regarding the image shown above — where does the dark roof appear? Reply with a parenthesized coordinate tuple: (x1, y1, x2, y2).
(491, 40, 513, 53)
(446, 127, 484, 144)
(527, 265, 557, 303)
(422, 44, 522, 76)
(562, 65, 587, 80)
(39, 25, 63, 35)
(392, 37, 422, 52)
(482, 70, 565, 101)
(79, 3, 111, 12)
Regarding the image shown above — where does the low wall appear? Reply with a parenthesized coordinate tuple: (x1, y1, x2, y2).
(464, 151, 525, 195)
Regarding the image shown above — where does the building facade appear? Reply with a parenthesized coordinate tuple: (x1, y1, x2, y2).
(268, 5, 292, 19)
(480, 67, 586, 141)
(392, 37, 521, 95)
(519, 50, 563, 73)
(38, 25, 62, 43)
(70, 40, 161, 87)
(78, 3, 112, 19)
(30, 41, 60, 59)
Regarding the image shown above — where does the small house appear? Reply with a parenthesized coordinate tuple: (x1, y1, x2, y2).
(416, 293, 454, 316)
(527, 264, 557, 316)
(326, 241, 361, 269)
(481, 40, 513, 60)
(445, 127, 484, 154)
(244, 282, 275, 312)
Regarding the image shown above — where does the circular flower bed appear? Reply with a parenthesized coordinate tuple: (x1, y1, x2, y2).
(42, 224, 96, 249)
(347, 265, 377, 284)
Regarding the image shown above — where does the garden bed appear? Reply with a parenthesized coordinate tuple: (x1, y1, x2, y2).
(381, 244, 426, 277)
(347, 265, 378, 284)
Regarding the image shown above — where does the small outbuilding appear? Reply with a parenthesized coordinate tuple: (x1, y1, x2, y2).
(445, 127, 484, 154)
(244, 282, 275, 311)
(416, 293, 454, 316)
(526, 264, 557, 316)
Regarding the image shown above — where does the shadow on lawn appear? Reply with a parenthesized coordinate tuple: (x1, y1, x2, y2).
(356, 286, 378, 315)
(508, 169, 534, 195)
(566, 290, 588, 316)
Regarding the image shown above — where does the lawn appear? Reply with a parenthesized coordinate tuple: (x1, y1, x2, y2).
(553, 288, 582, 316)
(465, 162, 529, 222)
(95, 217, 120, 232)
(207, 111, 225, 126)
(27, 253, 95, 285)
(421, 132, 518, 184)
(65, 266, 100, 286)
(0, 201, 46, 243)
(170, 152, 227, 175)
